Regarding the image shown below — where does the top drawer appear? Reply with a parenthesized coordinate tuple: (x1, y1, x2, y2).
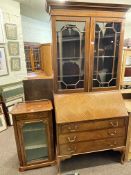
(59, 118, 125, 134)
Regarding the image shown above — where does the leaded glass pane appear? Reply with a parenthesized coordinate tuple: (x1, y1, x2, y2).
(93, 22, 121, 88)
(56, 21, 85, 90)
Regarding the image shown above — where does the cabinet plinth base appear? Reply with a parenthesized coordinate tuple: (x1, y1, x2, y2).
(19, 160, 56, 172)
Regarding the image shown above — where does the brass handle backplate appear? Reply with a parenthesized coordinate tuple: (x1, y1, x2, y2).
(67, 145, 77, 154)
(67, 136, 77, 143)
(107, 130, 117, 136)
(109, 141, 117, 147)
(67, 124, 79, 132)
(109, 121, 118, 127)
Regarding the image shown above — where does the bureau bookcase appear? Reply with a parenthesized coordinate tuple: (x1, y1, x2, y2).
(46, 1, 131, 174)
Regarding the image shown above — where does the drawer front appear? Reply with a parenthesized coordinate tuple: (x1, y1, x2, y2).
(15, 112, 49, 120)
(59, 137, 125, 156)
(59, 127, 126, 144)
(59, 118, 125, 134)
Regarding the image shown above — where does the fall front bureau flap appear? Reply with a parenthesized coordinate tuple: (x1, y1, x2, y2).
(54, 91, 128, 124)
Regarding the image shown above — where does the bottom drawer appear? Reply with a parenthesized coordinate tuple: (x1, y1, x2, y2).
(59, 137, 125, 156)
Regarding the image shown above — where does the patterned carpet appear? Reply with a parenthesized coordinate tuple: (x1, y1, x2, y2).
(0, 127, 131, 175)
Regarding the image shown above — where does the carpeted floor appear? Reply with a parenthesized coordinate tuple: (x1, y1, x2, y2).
(0, 127, 131, 175)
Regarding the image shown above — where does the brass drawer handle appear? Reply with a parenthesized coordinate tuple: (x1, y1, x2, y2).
(67, 124, 79, 132)
(109, 141, 117, 147)
(67, 145, 76, 153)
(67, 136, 77, 143)
(109, 121, 118, 127)
(107, 130, 117, 136)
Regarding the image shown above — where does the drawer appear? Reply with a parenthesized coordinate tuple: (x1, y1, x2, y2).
(59, 118, 125, 134)
(15, 112, 49, 120)
(59, 137, 125, 156)
(59, 127, 126, 144)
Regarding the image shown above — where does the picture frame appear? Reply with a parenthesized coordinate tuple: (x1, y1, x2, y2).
(0, 9, 5, 43)
(5, 23, 17, 40)
(8, 42, 19, 56)
(11, 57, 21, 71)
(0, 47, 8, 76)
(6, 97, 23, 125)
(0, 104, 7, 132)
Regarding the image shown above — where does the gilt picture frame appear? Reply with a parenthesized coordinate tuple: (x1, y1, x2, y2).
(8, 42, 19, 56)
(0, 9, 5, 43)
(6, 97, 23, 125)
(0, 47, 8, 76)
(5, 23, 17, 40)
(11, 57, 21, 71)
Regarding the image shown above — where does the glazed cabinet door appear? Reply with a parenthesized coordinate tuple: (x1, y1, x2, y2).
(90, 18, 124, 91)
(52, 17, 90, 93)
(17, 117, 52, 165)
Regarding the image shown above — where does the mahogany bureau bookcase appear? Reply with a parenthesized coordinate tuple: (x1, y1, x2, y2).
(11, 100, 55, 171)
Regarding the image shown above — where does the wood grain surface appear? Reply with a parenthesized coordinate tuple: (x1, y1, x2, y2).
(54, 91, 128, 123)
(11, 100, 53, 114)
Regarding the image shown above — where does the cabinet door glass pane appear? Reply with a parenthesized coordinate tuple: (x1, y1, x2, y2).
(93, 22, 121, 88)
(56, 21, 85, 90)
(22, 121, 48, 163)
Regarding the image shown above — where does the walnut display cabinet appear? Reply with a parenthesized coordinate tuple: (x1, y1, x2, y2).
(46, 0, 131, 93)
(11, 100, 55, 171)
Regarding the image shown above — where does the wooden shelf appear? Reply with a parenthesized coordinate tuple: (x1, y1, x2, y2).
(23, 128, 44, 132)
(95, 34, 120, 39)
(58, 75, 84, 78)
(62, 37, 84, 42)
(94, 56, 116, 58)
(26, 70, 53, 80)
(25, 144, 47, 150)
(57, 57, 84, 60)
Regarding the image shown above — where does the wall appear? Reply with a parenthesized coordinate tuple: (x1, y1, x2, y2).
(21, 6, 131, 43)
(0, 0, 27, 86)
(21, 15, 51, 44)
(125, 12, 131, 39)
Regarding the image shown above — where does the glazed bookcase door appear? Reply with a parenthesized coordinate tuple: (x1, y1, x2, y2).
(90, 18, 124, 91)
(17, 118, 51, 165)
(53, 17, 90, 93)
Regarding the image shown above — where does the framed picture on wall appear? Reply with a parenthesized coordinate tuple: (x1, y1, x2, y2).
(0, 47, 8, 76)
(0, 104, 7, 132)
(6, 97, 23, 125)
(11, 57, 21, 71)
(8, 42, 19, 56)
(0, 9, 5, 43)
(5, 23, 17, 40)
